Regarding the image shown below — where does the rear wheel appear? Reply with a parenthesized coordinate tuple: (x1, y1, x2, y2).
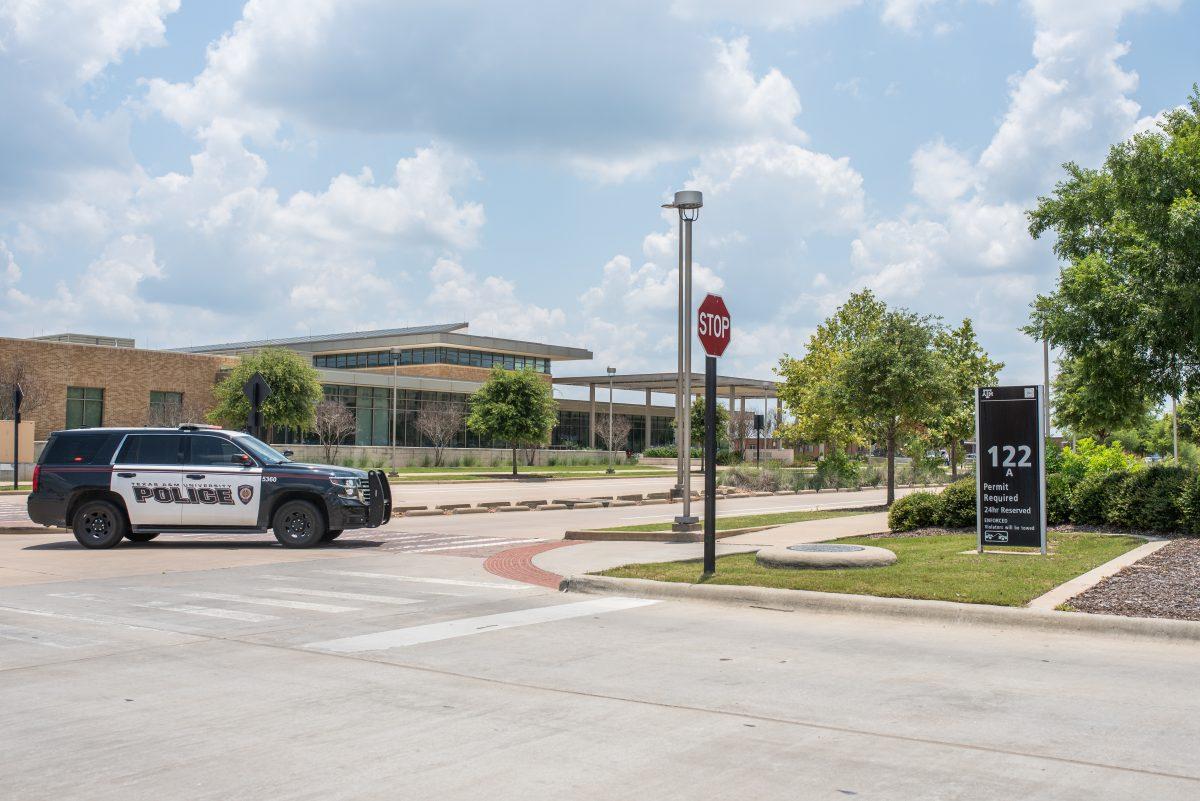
(321, 529, 344, 542)
(72, 500, 127, 549)
(125, 532, 159, 543)
(272, 500, 326, 548)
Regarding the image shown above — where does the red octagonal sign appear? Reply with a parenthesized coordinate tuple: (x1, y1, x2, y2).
(697, 293, 731, 357)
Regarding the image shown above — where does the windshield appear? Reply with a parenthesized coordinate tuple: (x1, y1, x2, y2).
(234, 435, 292, 465)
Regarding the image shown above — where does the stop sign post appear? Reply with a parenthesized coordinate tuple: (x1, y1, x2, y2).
(698, 294, 731, 573)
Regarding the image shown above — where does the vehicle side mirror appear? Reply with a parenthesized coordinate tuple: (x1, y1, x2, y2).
(282, 450, 294, 458)
(231, 453, 252, 465)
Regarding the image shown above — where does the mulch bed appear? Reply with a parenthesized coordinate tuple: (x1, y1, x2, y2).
(1067, 539, 1200, 621)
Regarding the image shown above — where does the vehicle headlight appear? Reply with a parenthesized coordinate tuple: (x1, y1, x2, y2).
(330, 476, 364, 499)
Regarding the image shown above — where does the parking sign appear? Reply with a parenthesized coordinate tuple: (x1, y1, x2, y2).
(975, 385, 1047, 553)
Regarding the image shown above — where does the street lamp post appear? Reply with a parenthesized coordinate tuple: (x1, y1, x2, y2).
(390, 346, 398, 475)
(607, 366, 616, 473)
(663, 190, 702, 532)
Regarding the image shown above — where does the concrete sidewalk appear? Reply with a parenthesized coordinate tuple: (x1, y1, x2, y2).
(534, 511, 890, 576)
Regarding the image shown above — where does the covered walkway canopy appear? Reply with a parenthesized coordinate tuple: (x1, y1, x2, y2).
(553, 372, 779, 448)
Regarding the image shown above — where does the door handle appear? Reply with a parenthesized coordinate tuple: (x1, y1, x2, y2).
(186, 474, 206, 480)
(117, 472, 136, 478)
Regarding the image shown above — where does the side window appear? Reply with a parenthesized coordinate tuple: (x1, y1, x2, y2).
(187, 436, 247, 466)
(116, 435, 185, 465)
(41, 433, 122, 465)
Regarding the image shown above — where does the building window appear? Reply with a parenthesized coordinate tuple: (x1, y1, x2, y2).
(65, 387, 104, 429)
(148, 391, 184, 426)
(312, 347, 551, 373)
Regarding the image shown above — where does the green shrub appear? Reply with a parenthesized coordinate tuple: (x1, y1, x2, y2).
(1071, 470, 1130, 525)
(643, 446, 676, 458)
(937, 478, 976, 528)
(1056, 438, 1142, 483)
(858, 464, 883, 488)
(888, 492, 942, 532)
(815, 449, 857, 488)
(1106, 464, 1189, 532)
(1045, 472, 1074, 526)
(1178, 473, 1200, 536)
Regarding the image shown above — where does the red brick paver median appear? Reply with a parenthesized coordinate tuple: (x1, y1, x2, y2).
(484, 540, 581, 588)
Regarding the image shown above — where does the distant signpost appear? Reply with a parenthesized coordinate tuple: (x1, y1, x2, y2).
(243, 372, 273, 439)
(975, 385, 1046, 555)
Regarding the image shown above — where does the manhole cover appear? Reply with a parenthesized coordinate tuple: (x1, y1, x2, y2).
(786, 544, 866, 553)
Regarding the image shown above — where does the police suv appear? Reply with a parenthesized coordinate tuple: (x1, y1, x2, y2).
(28, 426, 392, 549)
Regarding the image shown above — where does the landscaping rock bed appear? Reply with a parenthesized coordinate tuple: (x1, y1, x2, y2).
(1067, 539, 1200, 621)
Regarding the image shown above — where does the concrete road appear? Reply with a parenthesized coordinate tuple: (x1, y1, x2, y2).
(0, 484, 903, 540)
(388, 472, 678, 506)
(1, 532, 1198, 799)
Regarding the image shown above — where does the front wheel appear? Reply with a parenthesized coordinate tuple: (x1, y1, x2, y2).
(72, 500, 127, 549)
(272, 500, 326, 548)
(321, 529, 344, 542)
(125, 532, 160, 543)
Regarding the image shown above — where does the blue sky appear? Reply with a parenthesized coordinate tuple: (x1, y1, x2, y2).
(2, 0, 1198, 402)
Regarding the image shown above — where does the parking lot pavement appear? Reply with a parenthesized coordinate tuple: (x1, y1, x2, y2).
(3, 544, 1199, 800)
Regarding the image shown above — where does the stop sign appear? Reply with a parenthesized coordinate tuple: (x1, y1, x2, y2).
(697, 293, 731, 357)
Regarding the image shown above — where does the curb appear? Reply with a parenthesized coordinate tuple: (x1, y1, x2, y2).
(563, 524, 778, 543)
(560, 574, 1200, 643)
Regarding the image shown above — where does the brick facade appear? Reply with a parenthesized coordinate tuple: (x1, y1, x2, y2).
(0, 337, 236, 440)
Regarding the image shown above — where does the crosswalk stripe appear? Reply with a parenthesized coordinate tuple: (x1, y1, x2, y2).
(317, 570, 535, 590)
(262, 587, 421, 605)
(184, 591, 358, 613)
(50, 592, 280, 623)
(144, 602, 277, 623)
(419, 539, 544, 552)
(306, 597, 659, 653)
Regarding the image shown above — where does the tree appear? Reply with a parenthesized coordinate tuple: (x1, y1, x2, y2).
(840, 307, 947, 505)
(415, 400, 466, 467)
(314, 401, 355, 463)
(208, 348, 323, 437)
(466, 368, 558, 476)
(1025, 85, 1200, 403)
(1051, 354, 1151, 441)
(597, 413, 633, 454)
(0, 359, 47, 420)
(728, 408, 752, 457)
(778, 290, 947, 506)
(777, 290, 888, 449)
(688, 396, 730, 450)
(932, 319, 1003, 479)
(147, 397, 210, 427)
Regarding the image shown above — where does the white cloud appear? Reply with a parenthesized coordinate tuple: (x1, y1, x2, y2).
(880, 0, 945, 31)
(978, 0, 1180, 198)
(910, 138, 976, 207)
(670, 0, 862, 29)
(143, 3, 809, 179)
(1, 0, 179, 85)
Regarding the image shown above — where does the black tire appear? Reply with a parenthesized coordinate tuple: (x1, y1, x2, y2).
(125, 532, 160, 543)
(72, 500, 127, 549)
(272, 500, 326, 548)
(321, 529, 344, 542)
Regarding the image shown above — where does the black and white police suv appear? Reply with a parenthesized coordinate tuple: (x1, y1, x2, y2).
(27, 426, 392, 550)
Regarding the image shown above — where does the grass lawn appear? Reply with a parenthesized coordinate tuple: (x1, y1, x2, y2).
(599, 507, 876, 533)
(599, 531, 1145, 606)
(385, 465, 672, 482)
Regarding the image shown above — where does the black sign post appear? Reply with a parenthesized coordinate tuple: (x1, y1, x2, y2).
(242, 373, 273, 440)
(11, 383, 22, 490)
(975, 385, 1047, 554)
(754, 412, 764, 465)
(703, 356, 717, 574)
